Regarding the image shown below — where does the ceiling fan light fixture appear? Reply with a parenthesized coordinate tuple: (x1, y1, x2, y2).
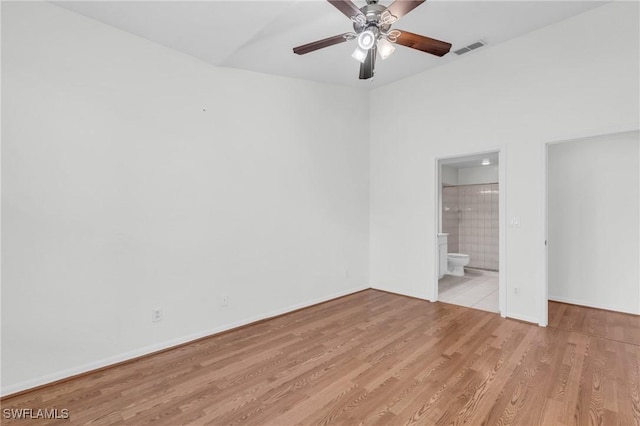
(292, 0, 451, 80)
(351, 46, 368, 63)
(380, 10, 398, 25)
(357, 29, 376, 50)
(377, 37, 395, 60)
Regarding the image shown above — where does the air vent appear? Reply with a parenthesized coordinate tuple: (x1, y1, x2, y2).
(454, 40, 487, 55)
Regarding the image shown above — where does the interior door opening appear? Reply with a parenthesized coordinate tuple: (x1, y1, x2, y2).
(435, 150, 505, 316)
(545, 131, 640, 318)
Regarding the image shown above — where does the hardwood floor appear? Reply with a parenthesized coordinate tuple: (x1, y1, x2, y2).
(2, 291, 639, 425)
(548, 300, 640, 346)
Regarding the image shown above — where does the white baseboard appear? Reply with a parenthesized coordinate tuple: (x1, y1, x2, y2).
(370, 285, 428, 301)
(1, 286, 369, 397)
(505, 312, 540, 325)
(548, 295, 639, 315)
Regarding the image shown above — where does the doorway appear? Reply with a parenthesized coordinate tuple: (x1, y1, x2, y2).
(435, 150, 506, 316)
(545, 131, 640, 316)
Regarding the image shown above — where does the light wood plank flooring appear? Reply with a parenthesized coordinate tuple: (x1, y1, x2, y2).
(2, 290, 639, 425)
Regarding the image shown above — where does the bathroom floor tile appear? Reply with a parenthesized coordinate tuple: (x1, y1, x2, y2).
(464, 285, 497, 299)
(472, 291, 499, 313)
(439, 286, 469, 301)
(438, 269, 499, 313)
(447, 293, 483, 307)
(476, 281, 499, 293)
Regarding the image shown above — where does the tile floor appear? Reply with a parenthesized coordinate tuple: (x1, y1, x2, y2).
(438, 268, 499, 313)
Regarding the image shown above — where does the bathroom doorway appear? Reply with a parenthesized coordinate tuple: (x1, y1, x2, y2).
(435, 150, 505, 316)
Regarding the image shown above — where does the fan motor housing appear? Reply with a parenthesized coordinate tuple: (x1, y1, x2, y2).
(353, 3, 391, 33)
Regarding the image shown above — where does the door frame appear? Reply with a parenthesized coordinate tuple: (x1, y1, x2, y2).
(543, 129, 640, 323)
(433, 147, 507, 317)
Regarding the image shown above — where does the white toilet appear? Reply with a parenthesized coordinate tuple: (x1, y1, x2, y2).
(447, 253, 470, 276)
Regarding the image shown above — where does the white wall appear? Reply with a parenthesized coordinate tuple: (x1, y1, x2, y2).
(548, 132, 639, 314)
(1, 2, 369, 394)
(441, 166, 458, 185)
(442, 164, 498, 186)
(370, 2, 639, 322)
(458, 165, 498, 185)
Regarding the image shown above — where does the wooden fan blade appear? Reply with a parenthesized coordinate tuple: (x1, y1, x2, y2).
(386, 0, 426, 20)
(327, 0, 364, 19)
(359, 47, 376, 80)
(293, 33, 350, 55)
(394, 30, 452, 56)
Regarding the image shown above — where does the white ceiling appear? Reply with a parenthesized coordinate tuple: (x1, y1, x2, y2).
(53, 0, 607, 89)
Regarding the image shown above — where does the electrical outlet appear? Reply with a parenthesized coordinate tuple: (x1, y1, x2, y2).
(221, 295, 229, 307)
(344, 269, 350, 279)
(151, 308, 162, 322)
(513, 287, 519, 295)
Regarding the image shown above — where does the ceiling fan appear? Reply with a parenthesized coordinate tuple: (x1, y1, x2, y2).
(293, 0, 452, 80)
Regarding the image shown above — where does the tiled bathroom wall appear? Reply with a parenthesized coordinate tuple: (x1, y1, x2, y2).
(442, 184, 499, 271)
(442, 187, 460, 253)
